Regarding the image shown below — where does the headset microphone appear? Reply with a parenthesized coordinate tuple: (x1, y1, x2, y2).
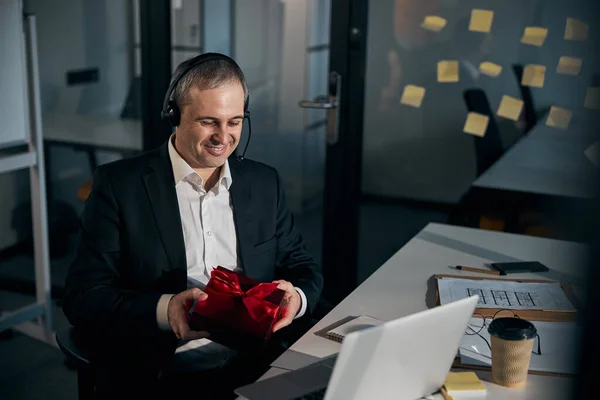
(236, 110, 252, 162)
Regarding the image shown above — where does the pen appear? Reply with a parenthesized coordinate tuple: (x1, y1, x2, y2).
(440, 386, 453, 400)
(454, 266, 500, 276)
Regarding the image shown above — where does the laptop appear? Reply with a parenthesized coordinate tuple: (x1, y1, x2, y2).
(235, 295, 479, 400)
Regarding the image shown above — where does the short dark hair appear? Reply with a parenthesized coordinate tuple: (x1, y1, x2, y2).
(171, 57, 249, 111)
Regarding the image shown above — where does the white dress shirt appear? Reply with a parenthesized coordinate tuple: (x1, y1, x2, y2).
(156, 135, 307, 333)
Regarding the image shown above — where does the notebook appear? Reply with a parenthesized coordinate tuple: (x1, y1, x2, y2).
(315, 315, 384, 343)
(444, 372, 487, 397)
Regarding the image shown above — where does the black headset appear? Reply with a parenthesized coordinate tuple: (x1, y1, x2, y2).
(161, 53, 252, 161)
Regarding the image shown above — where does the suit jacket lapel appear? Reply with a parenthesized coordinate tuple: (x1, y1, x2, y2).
(229, 158, 256, 277)
(143, 143, 187, 274)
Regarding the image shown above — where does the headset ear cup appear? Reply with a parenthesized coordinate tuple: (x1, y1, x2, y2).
(167, 100, 181, 127)
(171, 107, 181, 127)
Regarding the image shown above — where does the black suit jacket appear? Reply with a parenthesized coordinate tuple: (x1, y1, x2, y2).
(62, 141, 323, 355)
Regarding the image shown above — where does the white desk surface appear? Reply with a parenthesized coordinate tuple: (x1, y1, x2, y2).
(255, 223, 587, 400)
(42, 113, 143, 151)
(473, 112, 598, 199)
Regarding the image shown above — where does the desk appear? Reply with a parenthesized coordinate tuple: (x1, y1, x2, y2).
(472, 112, 597, 199)
(43, 113, 143, 152)
(249, 223, 587, 399)
(42, 113, 143, 202)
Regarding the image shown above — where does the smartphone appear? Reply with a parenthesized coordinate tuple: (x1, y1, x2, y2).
(490, 261, 549, 275)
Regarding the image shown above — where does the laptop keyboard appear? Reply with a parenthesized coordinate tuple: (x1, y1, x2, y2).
(294, 387, 326, 400)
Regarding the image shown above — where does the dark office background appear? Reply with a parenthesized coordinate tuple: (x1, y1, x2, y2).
(0, 0, 598, 399)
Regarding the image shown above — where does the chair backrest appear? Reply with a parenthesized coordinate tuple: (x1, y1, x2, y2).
(512, 64, 537, 132)
(463, 88, 504, 177)
(120, 76, 142, 120)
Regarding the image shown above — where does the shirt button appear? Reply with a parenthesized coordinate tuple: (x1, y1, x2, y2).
(207, 231, 212, 236)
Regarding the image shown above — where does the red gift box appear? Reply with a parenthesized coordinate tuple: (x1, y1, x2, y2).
(190, 267, 286, 348)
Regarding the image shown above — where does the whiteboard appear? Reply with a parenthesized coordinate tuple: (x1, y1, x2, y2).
(0, 0, 29, 148)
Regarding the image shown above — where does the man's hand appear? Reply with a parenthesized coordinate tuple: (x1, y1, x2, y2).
(271, 280, 302, 332)
(167, 288, 210, 341)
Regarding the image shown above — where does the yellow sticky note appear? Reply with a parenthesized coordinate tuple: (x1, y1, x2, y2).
(445, 372, 486, 392)
(400, 85, 426, 108)
(497, 95, 524, 121)
(438, 60, 459, 83)
(565, 17, 589, 41)
(520, 27, 548, 46)
(584, 87, 600, 110)
(521, 64, 546, 88)
(469, 9, 494, 33)
(421, 16, 447, 32)
(546, 106, 572, 130)
(479, 61, 502, 77)
(585, 142, 600, 166)
(463, 112, 489, 137)
(556, 56, 583, 76)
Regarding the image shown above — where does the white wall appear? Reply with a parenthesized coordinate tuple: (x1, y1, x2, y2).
(25, 0, 132, 118)
(362, 0, 599, 204)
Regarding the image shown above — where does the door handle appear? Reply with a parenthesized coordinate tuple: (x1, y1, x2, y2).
(298, 95, 338, 109)
(298, 72, 341, 145)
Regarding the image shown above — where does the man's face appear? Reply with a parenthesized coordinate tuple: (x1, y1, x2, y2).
(176, 81, 245, 169)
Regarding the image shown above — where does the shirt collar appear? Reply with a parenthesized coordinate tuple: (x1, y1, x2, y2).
(168, 134, 232, 191)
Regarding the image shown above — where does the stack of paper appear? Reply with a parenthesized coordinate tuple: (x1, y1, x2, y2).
(437, 277, 577, 311)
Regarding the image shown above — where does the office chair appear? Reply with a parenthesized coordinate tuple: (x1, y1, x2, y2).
(120, 76, 142, 120)
(55, 327, 95, 400)
(464, 89, 504, 177)
(447, 89, 511, 231)
(457, 89, 551, 236)
(55, 303, 326, 400)
(512, 64, 538, 133)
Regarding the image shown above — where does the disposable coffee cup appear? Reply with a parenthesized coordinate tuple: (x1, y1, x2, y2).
(488, 317, 537, 388)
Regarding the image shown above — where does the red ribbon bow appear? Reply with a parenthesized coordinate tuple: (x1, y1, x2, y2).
(206, 267, 285, 324)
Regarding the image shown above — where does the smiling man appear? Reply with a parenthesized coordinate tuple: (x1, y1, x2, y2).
(62, 53, 323, 399)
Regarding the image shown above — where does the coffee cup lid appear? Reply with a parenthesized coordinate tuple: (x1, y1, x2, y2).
(488, 317, 537, 340)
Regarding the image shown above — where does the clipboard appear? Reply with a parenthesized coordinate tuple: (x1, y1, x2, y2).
(434, 274, 579, 322)
(451, 357, 575, 378)
(434, 274, 579, 377)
